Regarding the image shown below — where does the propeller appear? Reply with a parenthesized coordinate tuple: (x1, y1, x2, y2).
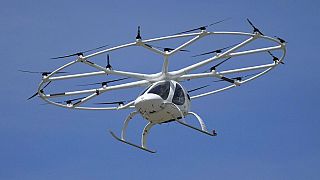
(50, 44, 109, 59)
(40, 96, 87, 105)
(275, 36, 287, 43)
(136, 26, 142, 40)
(247, 18, 264, 35)
(94, 101, 126, 106)
(172, 18, 231, 35)
(106, 54, 112, 70)
(77, 77, 129, 87)
(188, 70, 259, 94)
(192, 43, 238, 57)
(57, 96, 87, 104)
(187, 85, 210, 93)
(27, 81, 51, 100)
(187, 72, 256, 93)
(144, 43, 190, 52)
(19, 70, 68, 76)
(207, 57, 238, 84)
(268, 51, 284, 64)
(213, 72, 260, 82)
(209, 57, 232, 71)
(219, 76, 236, 83)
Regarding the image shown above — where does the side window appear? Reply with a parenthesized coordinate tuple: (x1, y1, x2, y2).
(148, 81, 170, 100)
(172, 84, 185, 105)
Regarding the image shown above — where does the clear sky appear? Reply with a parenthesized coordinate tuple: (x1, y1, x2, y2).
(1, 0, 319, 180)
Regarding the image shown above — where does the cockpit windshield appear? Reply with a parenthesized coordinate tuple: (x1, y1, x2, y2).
(172, 83, 185, 105)
(148, 81, 170, 100)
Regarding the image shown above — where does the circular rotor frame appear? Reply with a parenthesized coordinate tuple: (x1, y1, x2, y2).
(37, 30, 286, 110)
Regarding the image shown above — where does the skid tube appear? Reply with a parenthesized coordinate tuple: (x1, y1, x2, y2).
(166, 102, 217, 137)
(109, 131, 156, 153)
(109, 110, 156, 153)
(176, 120, 217, 136)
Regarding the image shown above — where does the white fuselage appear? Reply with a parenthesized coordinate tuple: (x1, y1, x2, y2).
(134, 80, 190, 124)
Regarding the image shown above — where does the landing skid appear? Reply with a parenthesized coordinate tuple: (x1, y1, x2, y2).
(176, 120, 217, 136)
(109, 131, 156, 153)
(110, 107, 217, 153)
(164, 102, 218, 137)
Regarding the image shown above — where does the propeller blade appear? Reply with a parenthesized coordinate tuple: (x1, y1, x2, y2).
(144, 43, 153, 49)
(268, 51, 284, 64)
(211, 76, 236, 84)
(94, 101, 126, 105)
(136, 26, 142, 39)
(220, 76, 235, 83)
(50, 44, 108, 59)
(275, 36, 287, 43)
(213, 72, 260, 82)
(172, 18, 231, 35)
(77, 77, 129, 87)
(55, 96, 87, 104)
(213, 79, 226, 82)
(40, 96, 87, 105)
(247, 18, 264, 35)
(231, 72, 261, 81)
(82, 44, 109, 53)
(19, 70, 44, 74)
(27, 81, 51, 100)
(42, 81, 52, 89)
(173, 27, 205, 35)
(50, 52, 83, 59)
(19, 70, 68, 75)
(104, 77, 129, 84)
(267, 51, 276, 57)
(162, 47, 189, 52)
(27, 92, 40, 100)
(210, 57, 232, 71)
(106, 54, 112, 69)
(144, 44, 190, 52)
(192, 43, 238, 57)
(187, 85, 210, 93)
(66, 97, 86, 102)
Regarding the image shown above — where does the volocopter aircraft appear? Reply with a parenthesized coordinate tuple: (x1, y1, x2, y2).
(25, 19, 286, 153)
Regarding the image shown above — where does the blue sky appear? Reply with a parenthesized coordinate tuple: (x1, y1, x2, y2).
(1, 0, 319, 179)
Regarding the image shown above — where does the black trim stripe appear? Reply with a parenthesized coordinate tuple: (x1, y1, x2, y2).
(86, 60, 95, 65)
(221, 76, 235, 84)
(73, 100, 82, 106)
(50, 92, 66, 96)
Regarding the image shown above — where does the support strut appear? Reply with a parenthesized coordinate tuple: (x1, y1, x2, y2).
(142, 122, 155, 149)
(121, 111, 138, 140)
(166, 102, 217, 136)
(109, 111, 156, 153)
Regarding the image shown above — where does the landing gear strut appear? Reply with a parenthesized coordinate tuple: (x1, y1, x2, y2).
(109, 111, 156, 153)
(109, 105, 217, 153)
(166, 103, 217, 137)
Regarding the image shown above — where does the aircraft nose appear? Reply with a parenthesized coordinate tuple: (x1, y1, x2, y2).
(134, 93, 164, 113)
